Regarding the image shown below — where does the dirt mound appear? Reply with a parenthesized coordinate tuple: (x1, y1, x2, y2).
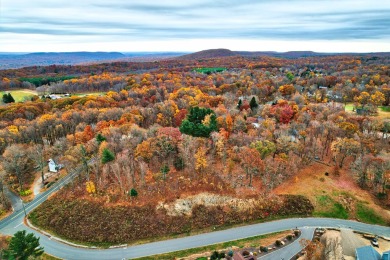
(157, 192, 260, 216)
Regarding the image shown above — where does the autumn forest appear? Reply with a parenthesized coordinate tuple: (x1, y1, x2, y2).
(0, 53, 389, 245)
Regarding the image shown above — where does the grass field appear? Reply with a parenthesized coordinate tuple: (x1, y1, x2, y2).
(356, 202, 386, 225)
(0, 89, 38, 102)
(344, 103, 390, 119)
(193, 67, 227, 74)
(72, 92, 106, 97)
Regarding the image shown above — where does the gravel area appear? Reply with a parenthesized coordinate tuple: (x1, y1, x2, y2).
(340, 228, 365, 257)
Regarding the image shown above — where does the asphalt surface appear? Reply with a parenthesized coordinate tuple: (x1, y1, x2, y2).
(3, 186, 23, 212)
(259, 227, 314, 260)
(1, 160, 389, 259)
(340, 228, 366, 257)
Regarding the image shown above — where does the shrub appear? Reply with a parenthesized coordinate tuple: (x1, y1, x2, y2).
(242, 250, 250, 256)
(210, 251, 219, 260)
(287, 234, 293, 241)
(260, 246, 268, 252)
(275, 239, 282, 246)
(19, 189, 32, 196)
(294, 230, 300, 236)
(129, 188, 138, 197)
(173, 156, 185, 170)
(377, 192, 386, 200)
(227, 250, 234, 257)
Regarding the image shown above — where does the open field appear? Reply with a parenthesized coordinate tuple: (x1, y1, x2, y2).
(344, 103, 390, 119)
(0, 89, 37, 102)
(273, 162, 389, 225)
(71, 92, 106, 97)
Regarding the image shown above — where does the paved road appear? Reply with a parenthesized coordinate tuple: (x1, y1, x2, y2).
(340, 228, 365, 257)
(3, 186, 23, 212)
(2, 215, 390, 260)
(259, 227, 314, 260)
(1, 158, 389, 259)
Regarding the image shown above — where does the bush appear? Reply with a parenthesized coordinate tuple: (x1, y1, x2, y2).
(294, 230, 300, 236)
(275, 239, 282, 246)
(19, 189, 32, 196)
(287, 234, 293, 241)
(173, 156, 185, 170)
(242, 250, 250, 256)
(210, 251, 218, 260)
(129, 188, 138, 197)
(377, 192, 386, 200)
(260, 246, 268, 252)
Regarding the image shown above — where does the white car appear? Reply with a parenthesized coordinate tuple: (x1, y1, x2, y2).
(371, 237, 379, 247)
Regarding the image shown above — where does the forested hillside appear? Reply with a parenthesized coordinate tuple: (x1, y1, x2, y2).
(0, 54, 389, 244)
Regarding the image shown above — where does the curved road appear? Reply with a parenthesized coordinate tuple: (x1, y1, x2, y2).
(1, 166, 389, 259)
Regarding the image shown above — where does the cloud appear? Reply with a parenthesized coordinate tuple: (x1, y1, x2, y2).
(1, 0, 390, 51)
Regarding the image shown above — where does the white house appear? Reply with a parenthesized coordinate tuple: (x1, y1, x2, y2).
(48, 159, 58, 173)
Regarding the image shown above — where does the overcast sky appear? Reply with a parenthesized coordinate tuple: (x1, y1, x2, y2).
(1, 0, 390, 53)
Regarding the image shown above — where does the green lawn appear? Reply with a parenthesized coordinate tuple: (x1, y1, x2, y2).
(193, 67, 227, 74)
(356, 202, 386, 225)
(71, 92, 106, 97)
(1, 89, 38, 102)
(313, 195, 349, 219)
(380, 106, 390, 112)
(344, 103, 354, 112)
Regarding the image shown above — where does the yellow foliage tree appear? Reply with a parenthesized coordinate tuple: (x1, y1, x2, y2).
(86, 181, 96, 194)
(195, 146, 208, 172)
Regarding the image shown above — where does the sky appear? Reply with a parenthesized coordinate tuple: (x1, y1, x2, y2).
(1, 0, 390, 53)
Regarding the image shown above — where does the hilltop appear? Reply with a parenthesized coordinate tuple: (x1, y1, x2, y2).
(177, 48, 237, 60)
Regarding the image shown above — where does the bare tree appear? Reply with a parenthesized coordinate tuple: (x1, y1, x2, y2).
(29, 144, 46, 183)
(2, 144, 34, 191)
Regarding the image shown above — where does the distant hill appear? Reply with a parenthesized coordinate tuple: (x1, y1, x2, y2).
(0, 52, 189, 69)
(0, 52, 126, 69)
(178, 49, 390, 60)
(177, 48, 237, 60)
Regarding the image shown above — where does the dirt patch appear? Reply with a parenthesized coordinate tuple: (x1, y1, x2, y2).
(273, 162, 390, 223)
(157, 192, 267, 216)
(341, 228, 366, 257)
(320, 230, 343, 260)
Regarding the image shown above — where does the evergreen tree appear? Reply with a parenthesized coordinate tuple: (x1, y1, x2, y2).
(7, 93, 15, 103)
(237, 98, 242, 109)
(129, 188, 138, 197)
(2, 93, 10, 103)
(250, 97, 258, 110)
(101, 148, 115, 164)
(160, 164, 170, 180)
(179, 107, 218, 137)
(96, 133, 106, 144)
(3, 230, 44, 260)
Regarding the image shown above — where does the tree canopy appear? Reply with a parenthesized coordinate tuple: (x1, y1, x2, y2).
(2, 230, 44, 260)
(179, 107, 218, 137)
